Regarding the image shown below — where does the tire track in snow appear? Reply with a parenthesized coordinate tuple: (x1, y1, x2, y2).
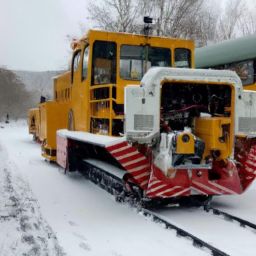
(0, 143, 66, 256)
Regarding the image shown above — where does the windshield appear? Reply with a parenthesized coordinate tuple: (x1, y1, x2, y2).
(120, 45, 171, 80)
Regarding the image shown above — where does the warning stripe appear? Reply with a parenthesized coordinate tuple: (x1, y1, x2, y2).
(147, 184, 167, 194)
(113, 147, 137, 158)
(124, 160, 149, 171)
(208, 181, 237, 195)
(192, 180, 222, 195)
(190, 186, 208, 195)
(106, 142, 128, 152)
(106, 142, 150, 189)
(128, 164, 150, 173)
(147, 185, 187, 198)
(109, 144, 130, 154)
(170, 187, 190, 197)
(122, 157, 146, 167)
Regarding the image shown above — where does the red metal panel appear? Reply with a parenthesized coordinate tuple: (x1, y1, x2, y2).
(57, 134, 68, 169)
(106, 143, 151, 189)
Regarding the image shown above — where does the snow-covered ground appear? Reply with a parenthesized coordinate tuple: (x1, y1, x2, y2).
(0, 121, 208, 256)
(1, 121, 256, 255)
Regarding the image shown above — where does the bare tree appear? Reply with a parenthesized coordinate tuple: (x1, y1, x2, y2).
(238, 7, 256, 36)
(87, 0, 139, 32)
(215, 0, 245, 41)
(87, 0, 218, 44)
(86, 0, 254, 46)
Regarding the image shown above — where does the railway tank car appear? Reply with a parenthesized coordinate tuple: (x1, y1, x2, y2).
(29, 29, 256, 205)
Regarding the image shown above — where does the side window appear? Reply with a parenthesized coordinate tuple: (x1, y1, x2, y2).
(82, 46, 89, 81)
(148, 47, 171, 68)
(253, 59, 256, 83)
(71, 50, 81, 83)
(92, 41, 116, 85)
(175, 48, 191, 68)
(227, 60, 254, 86)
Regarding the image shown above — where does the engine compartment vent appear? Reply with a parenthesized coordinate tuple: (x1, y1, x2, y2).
(134, 114, 154, 131)
(239, 117, 256, 133)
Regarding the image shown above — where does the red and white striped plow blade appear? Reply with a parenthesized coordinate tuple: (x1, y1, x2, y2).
(191, 160, 241, 195)
(244, 146, 256, 175)
(191, 180, 238, 195)
(106, 142, 150, 189)
(235, 140, 256, 191)
(146, 165, 190, 198)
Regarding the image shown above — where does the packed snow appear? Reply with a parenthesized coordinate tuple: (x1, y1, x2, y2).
(0, 121, 207, 256)
(1, 120, 256, 255)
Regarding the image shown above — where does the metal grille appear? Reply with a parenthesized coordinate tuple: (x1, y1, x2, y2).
(134, 114, 154, 131)
(239, 117, 256, 133)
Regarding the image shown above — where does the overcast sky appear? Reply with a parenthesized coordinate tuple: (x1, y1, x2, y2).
(0, 0, 255, 71)
(0, 0, 89, 71)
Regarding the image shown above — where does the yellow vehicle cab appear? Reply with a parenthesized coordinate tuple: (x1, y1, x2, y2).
(37, 29, 195, 161)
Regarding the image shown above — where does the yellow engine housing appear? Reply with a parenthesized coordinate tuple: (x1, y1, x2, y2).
(194, 117, 231, 160)
(176, 132, 195, 154)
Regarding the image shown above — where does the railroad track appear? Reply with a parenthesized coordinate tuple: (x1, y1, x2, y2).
(205, 207, 256, 231)
(79, 159, 230, 256)
(141, 209, 228, 256)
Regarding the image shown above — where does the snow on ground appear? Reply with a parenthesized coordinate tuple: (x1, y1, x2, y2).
(0, 127, 64, 255)
(0, 121, 208, 256)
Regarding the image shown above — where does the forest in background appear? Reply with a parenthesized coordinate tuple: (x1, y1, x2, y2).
(0, 69, 61, 120)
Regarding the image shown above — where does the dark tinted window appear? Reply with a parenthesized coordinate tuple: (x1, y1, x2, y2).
(92, 41, 116, 85)
(175, 48, 191, 68)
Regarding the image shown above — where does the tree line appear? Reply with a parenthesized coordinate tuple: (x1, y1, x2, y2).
(0, 68, 35, 120)
(86, 0, 256, 46)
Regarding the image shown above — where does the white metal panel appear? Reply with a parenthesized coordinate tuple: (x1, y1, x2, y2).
(57, 129, 125, 147)
(236, 90, 256, 135)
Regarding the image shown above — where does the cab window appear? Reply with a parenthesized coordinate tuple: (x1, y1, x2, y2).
(71, 50, 81, 83)
(225, 60, 254, 86)
(120, 45, 143, 80)
(82, 46, 89, 81)
(92, 41, 116, 85)
(175, 48, 191, 68)
(120, 45, 171, 80)
(254, 59, 256, 82)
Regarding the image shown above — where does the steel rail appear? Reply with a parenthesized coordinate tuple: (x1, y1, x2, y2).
(79, 160, 229, 256)
(207, 207, 256, 230)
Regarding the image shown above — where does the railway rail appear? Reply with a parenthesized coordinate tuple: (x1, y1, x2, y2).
(206, 207, 256, 231)
(79, 159, 230, 256)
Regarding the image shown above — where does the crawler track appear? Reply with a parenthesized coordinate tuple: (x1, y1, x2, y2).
(206, 207, 256, 231)
(79, 160, 229, 256)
